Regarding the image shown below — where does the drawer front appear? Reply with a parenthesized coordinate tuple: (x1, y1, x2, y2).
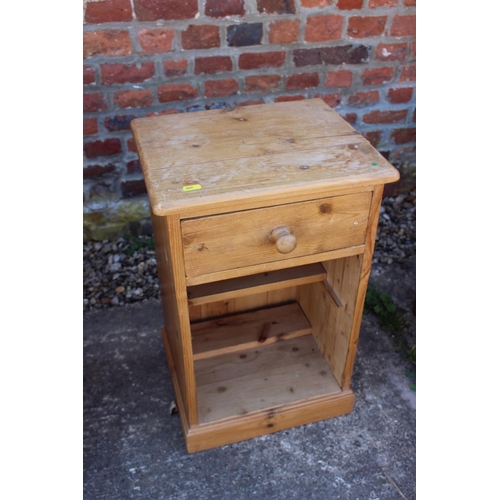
(181, 192, 372, 279)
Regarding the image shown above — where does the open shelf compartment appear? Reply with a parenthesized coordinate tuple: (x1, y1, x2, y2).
(192, 302, 343, 425)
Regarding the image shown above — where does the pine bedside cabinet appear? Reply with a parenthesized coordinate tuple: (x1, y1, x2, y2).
(131, 99, 400, 453)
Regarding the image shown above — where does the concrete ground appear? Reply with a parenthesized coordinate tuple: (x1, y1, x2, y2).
(83, 261, 416, 500)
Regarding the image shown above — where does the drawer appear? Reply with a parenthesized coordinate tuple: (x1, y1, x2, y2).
(181, 192, 372, 280)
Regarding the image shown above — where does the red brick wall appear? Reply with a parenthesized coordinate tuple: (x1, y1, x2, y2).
(83, 0, 415, 235)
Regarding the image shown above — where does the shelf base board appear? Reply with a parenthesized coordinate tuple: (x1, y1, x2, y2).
(184, 390, 355, 453)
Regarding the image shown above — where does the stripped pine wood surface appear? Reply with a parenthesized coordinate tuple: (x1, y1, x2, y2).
(195, 333, 342, 424)
(131, 99, 401, 452)
(184, 244, 365, 287)
(191, 302, 311, 360)
(181, 192, 371, 279)
(187, 263, 326, 306)
(151, 212, 198, 425)
(341, 184, 385, 389)
(131, 99, 400, 217)
(185, 390, 355, 453)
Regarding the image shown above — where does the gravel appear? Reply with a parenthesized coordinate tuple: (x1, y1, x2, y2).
(83, 190, 416, 312)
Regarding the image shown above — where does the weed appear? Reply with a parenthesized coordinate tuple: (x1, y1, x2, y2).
(364, 285, 416, 370)
(124, 236, 155, 255)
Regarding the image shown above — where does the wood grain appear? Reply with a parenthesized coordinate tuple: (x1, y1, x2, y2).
(182, 192, 371, 279)
(151, 212, 199, 425)
(195, 333, 342, 424)
(184, 244, 365, 286)
(131, 99, 400, 217)
(187, 263, 326, 306)
(185, 390, 355, 453)
(191, 302, 311, 361)
(341, 185, 384, 389)
(131, 99, 400, 453)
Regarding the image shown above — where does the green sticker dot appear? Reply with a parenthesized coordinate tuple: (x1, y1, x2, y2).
(372, 162, 378, 166)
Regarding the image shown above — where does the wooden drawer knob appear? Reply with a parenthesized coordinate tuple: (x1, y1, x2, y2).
(270, 225, 297, 254)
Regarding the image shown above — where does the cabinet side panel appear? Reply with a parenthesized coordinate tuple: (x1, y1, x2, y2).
(341, 184, 384, 389)
(297, 255, 361, 386)
(151, 211, 198, 425)
(325, 256, 363, 384)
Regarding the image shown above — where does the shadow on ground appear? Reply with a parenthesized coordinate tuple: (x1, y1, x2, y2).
(84, 261, 416, 500)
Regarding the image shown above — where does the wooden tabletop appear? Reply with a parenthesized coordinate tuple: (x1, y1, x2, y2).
(131, 99, 400, 217)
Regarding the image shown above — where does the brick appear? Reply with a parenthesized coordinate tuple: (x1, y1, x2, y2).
(369, 0, 397, 6)
(362, 131, 382, 147)
(84, 0, 132, 23)
(275, 95, 305, 102)
(239, 52, 286, 70)
(293, 45, 369, 67)
(268, 20, 300, 44)
(104, 115, 136, 131)
(101, 62, 155, 84)
(83, 66, 96, 85)
(121, 179, 147, 197)
(245, 75, 281, 92)
(205, 0, 244, 17)
(305, 15, 343, 42)
(286, 72, 319, 91)
(363, 109, 407, 124)
(83, 31, 131, 58)
(84, 139, 121, 158)
(164, 59, 188, 77)
(348, 16, 387, 38)
(83, 163, 116, 179)
(391, 15, 416, 37)
(84, 118, 98, 136)
(400, 65, 416, 82)
(387, 87, 413, 104)
(227, 23, 263, 47)
(404, 0, 416, 5)
(127, 137, 138, 153)
(321, 45, 370, 64)
(318, 93, 342, 108)
(257, 0, 295, 14)
(301, 0, 333, 7)
(114, 89, 154, 109)
(138, 29, 175, 54)
(293, 49, 322, 66)
(325, 70, 352, 87)
(195, 56, 232, 75)
(348, 90, 379, 107)
(126, 160, 142, 174)
(182, 25, 220, 50)
(337, 0, 362, 8)
(375, 43, 408, 62)
(391, 127, 416, 144)
(134, 0, 198, 21)
(158, 83, 198, 102)
(342, 113, 357, 125)
(362, 67, 394, 85)
(204, 79, 239, 98)
(84, 93, 107, 113)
